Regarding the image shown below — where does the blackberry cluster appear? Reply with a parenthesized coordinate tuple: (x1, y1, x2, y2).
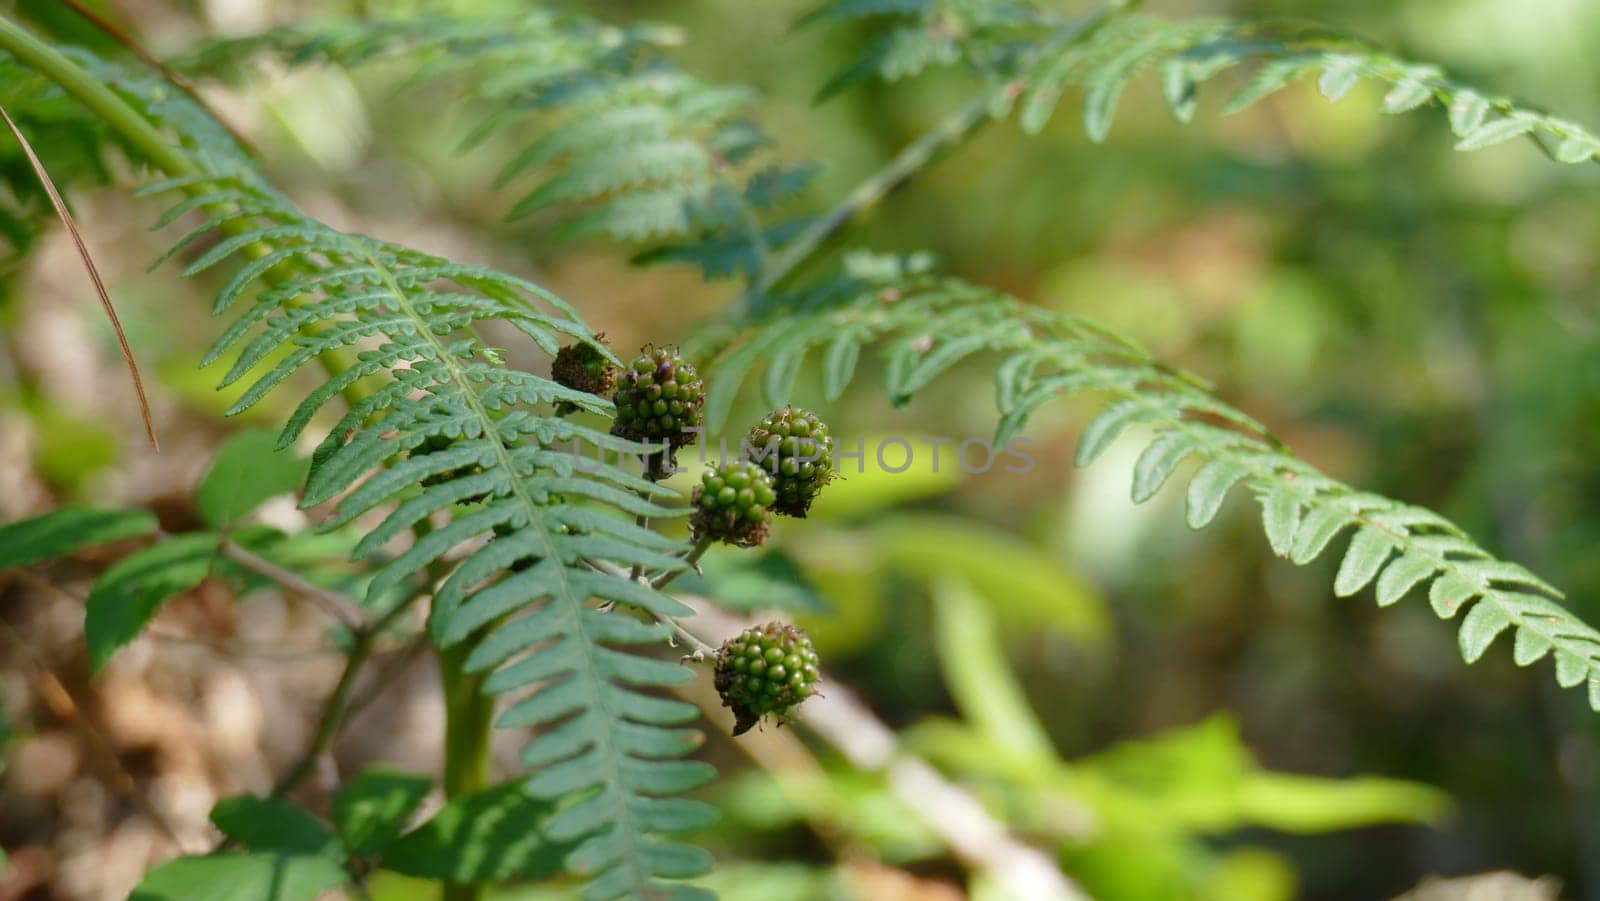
(610, 346, 704, 478)
(714, 622, 821, 735)
(745, 406, 834, 517)
(690, 460, 776, 548)
(551, 338, 616, 400)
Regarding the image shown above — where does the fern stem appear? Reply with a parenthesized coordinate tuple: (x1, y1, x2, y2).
(755, 89, 1004, 298)
(750, 3, 1122, 299)
(0, 15, 370, 405)
(437, 638, 494, 901)
(0, 15, 197, 180)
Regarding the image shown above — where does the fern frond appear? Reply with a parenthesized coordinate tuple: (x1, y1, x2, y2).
(27, 43, 722, 898)
(178, 12, 807, 285)
(800, 0, 1047, 98)
(705, 273, 1600, 712)
(1016, 14, 1600, 161)
(811, 7, 1600, 163)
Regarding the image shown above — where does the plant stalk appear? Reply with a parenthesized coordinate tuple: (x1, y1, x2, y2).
(755, 88, 1007, 297)
(437, 639, 495, 901)
(0, 13, 367, 404)
(750, 2, 1123, 299)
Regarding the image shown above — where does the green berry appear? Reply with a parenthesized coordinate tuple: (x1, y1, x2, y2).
(744, 407, 834, 517)
(714, 622, 821, 735)
(690, 460, 774, 548)
(610, 345, 705, 479)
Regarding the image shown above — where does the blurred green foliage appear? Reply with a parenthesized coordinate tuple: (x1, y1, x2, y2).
(2, 0, 1599, 897)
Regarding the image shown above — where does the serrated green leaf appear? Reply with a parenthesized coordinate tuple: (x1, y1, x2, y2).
(1428, 572, 1480, 619)
(1316, 57, 1362, 101)
(1380, 80, 1432, 114)
(1455, 113, 1538, 151)
(1333, 527, 1399, 597)
(1131, 431, 1194, 503)
(1161, 58, 1199, 123)
(1512, 628, 1553, 667)
(1185, 458, 1250, 529)
(1259, 486, 1302, 557)
(1555, 651, 1589, 688)
(1222, 58, 1308, 115)
(1447, 91, 1490, 135)
(197, 429, 310, 528)
(1289, 504, 1351, 565)
(1374, 554, 1438, 607)
(1555, 134, 1600, 163)
(1076, 401, 1146, 468)
(1457, 600, 1512, 663)
(822, 330, 861, 401)
(0, 507, 158, 570)
(334, 768, 432, 857)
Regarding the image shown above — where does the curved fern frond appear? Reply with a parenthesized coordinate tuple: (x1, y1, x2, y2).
(1019, 14, 1600, 161)
(797, 0, 1052, 99)
(815, 5, 1600, 162)
(705, 272, 1600, 713)
(30, 44, 721, 899)
(179, 12, 813, 284)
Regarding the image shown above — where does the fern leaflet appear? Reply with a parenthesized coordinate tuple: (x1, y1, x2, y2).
(40, 45, 721, 900)
(705, 271, 1600, 712)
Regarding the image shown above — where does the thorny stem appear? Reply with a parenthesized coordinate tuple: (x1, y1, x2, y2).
(271, 597, 417, 798)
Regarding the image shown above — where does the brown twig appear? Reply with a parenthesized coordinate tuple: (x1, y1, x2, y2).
(55, 0, 256, 155)
(270, 598, 416, 798)
(218, 539, 368, 632)
(0, 102, 157, 449)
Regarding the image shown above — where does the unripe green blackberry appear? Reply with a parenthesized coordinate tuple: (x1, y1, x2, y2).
(744, 406, 834, 517)
(690, 460, 776, 548)
(714, 622, 821, 735)
(610, 346, 705, 478)
(551, 338, 616, 399)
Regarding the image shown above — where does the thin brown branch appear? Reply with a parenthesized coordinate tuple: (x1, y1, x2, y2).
(270, 598, 417, 798)
(0, 102, 158, 449)
(219, 539, 368, 632)
(55, 0, 256, 155)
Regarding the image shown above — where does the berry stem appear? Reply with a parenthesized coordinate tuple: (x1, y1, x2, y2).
(651, 536, 713, 590)
(629, 512, 650, 580)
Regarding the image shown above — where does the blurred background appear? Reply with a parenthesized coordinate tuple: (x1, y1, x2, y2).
(1, 0, 1599, 898)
